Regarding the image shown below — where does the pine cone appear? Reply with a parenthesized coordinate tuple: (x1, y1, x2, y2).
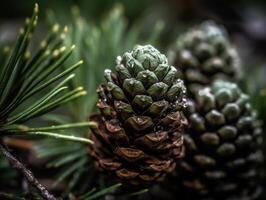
(171, 21, 241, 97)
(178, 80, 263, 199)
(89, 45, 188, 185)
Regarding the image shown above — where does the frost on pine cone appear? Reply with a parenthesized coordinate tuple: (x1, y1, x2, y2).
(90, 45, 188, 185)
(171, 21, 241, 96)
(178, 80, 263, 199)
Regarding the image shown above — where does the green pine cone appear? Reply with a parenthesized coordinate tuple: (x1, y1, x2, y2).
(178, 80, 263, 199)
(90, 45, 188, 185)
(170, 21, 241, 97)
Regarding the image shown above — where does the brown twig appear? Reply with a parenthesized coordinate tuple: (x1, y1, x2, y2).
(0, 143, 57, 200)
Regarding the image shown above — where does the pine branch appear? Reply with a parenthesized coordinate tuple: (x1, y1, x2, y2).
(0, 4, 96, 195)
(0, 3, 91, 145)
(0, 142, 57, 200)
(32, 4, 165, 196)
(0, 193, 24, 200)
(0, 122, 96, 144)
(80, 183, 122, 200)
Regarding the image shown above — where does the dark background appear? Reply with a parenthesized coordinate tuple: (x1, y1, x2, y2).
(1, 0, 266, 65)
(0, 0, 265, 198)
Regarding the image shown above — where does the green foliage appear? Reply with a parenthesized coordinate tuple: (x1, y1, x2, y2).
(36, 136, 90, 195)
(0, 192, 43, 200)
(244, 67, 266, 123)
(36, 4, 163, 197)
(0, 4, 98, 197)
(0, 43, 20, 193)
(1, 1, 264, 200)
(0, 4, 92, 143)
(0, 154, 19, 190)
(72, 183, 121, 200)
(48, 4, 164, 121)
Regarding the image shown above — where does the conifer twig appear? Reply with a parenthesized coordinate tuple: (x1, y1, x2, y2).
(0, 142, 57, 200)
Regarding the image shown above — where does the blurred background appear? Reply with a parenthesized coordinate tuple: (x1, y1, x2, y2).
(1, 0, 266, 88)
(0, 0, 265, 198)
(1, 0, 266, 51)
(1, 0, 266, 68)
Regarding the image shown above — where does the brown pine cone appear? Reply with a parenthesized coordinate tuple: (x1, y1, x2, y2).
(89, 45, 188, 185)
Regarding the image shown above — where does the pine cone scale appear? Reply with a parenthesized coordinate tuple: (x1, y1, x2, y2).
(178, 81, 263, 199)
(171, 21, 241, 97)
(90, 45, 188, 184)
